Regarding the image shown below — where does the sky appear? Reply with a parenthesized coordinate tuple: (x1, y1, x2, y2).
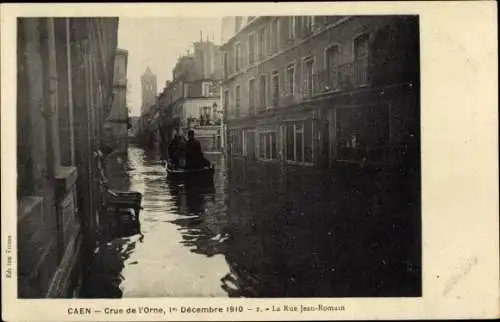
(118, 17, 222, 116)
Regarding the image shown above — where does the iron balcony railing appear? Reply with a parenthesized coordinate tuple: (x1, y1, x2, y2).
(301, 58, 369, 99)
(312, 58, 369, 96)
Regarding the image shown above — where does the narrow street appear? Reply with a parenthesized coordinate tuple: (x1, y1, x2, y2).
(82, 147, 235, 297)
(80, 145, 420, 298)
(14, 16, 421, 300)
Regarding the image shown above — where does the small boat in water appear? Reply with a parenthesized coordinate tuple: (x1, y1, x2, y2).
(166, 163, 215, 181)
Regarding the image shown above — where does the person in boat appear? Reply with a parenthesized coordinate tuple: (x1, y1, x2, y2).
(178, 135, 187, 168)
(168, 134, 182, 168)
(185, 130, 211, 169)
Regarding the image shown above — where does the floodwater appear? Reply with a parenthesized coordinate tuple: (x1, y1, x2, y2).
(81, 145, 421, 298)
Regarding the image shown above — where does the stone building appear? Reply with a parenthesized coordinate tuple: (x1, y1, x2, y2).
(141, 66, 157, 116)
(220, 15, 419, 169)
(219, 15, 421, 295)
(154, 39, 224, 153)
(221, 16, 255, 44)
(104, 48, 129, 154)
(17, 17, 119, 298)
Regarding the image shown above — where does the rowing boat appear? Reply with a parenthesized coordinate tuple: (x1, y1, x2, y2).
(166, 163, 215, 181)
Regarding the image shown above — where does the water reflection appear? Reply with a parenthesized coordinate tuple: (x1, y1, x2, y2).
(82, 146, 420, 298)
(224, 157, 420, 297)
(166, 180, 227, 258)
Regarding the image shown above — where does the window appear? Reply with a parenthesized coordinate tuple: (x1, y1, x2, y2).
(229, 128, 244, 155)
(259, 132, 278, 160)
(295, 124, 303, 162)
(259, 133, 266, 159)
(302, 57, 314, 97)
(285, 120, 314, 164)
(286, 124, 294, 161)
(271, 71, 280, 107)
(235, 85, 241, 117)
(336, 105, 391, 163)
(266, 24, 272, 55)
(248, 78, 255, 113)
(234, 43, 241, 71)
(244, 129, 256, 158)
(259, 74, 267, 108)
(241, 41, 247, 69)
(286, 63, 295, 95)
(271, 18, 279, 53)
(304, 119, 313, 163)
(258, 27, 266, 60)
(326, 45, 341, 90)
(202, 82, 211, 96)
(223, 52, 229, 77)
(304, 16, 314, 35)
(288, 16, 296, 40)
(270, 132, 277, 159)
(353, 33, 369, 86)
(248, 33, 257, 65)
(354, 33, 369, 59)
(223, 89, 229, 114)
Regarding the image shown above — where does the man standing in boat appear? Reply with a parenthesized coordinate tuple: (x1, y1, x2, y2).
(168, 134, 179, 167)
(185, 130, 210, 169)
(168, 133, 185, 168)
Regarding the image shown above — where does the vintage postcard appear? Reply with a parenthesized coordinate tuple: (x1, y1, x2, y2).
(1, 1, 498, 321)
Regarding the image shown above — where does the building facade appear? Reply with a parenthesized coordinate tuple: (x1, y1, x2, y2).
(17, 17, 119, 298)
(140, 39, 224, 153)
(219, 15, 421, 295)
(220, 15, 419, 169)
(141, 66, 157, 116)
(221, 16, 255, 44)
(104, 48, 129, 154)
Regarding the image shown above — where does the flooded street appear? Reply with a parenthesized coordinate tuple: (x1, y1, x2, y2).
(82, 146, 234, 297)
(81, 145, 420, 298)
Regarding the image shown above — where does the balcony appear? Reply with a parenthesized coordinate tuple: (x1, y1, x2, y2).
(313, 58, 369, 96)
(206, 83, 220, 97)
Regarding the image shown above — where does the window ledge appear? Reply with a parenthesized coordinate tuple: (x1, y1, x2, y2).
(55, 166, 78, 192)
(257, 158, 280, 164)
(285, 160, 315, 167)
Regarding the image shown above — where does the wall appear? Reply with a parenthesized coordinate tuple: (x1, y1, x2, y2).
(113, 49, 127, 87)
(222, 16, 403, 118)
(104, 49, 129, 154)
(222, 15, 419, 169)
(17, 17, 119, 298)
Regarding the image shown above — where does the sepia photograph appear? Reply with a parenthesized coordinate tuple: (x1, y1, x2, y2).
(2, 2, 498, 321)
(16, 14, 420, 299)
